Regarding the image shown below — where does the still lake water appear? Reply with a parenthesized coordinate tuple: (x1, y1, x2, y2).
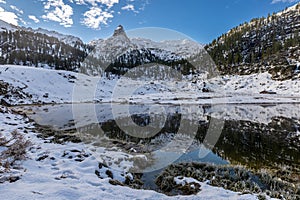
(21, 103, 300, 186)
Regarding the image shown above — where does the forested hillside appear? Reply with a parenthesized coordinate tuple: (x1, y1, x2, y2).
(206, 3, 300, 80)
(0, 20, 90, 71)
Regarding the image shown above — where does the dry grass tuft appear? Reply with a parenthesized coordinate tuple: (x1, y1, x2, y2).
(0, 130, 31, 183)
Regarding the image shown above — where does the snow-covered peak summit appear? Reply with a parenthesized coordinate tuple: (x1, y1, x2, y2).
(90, 25, 132, 46)
(88, 25, 137, 61)
(109, 24, 131, 44)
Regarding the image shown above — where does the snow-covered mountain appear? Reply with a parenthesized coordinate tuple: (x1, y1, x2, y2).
(83, 25, 205, 76)
(89, 25, 202, 61)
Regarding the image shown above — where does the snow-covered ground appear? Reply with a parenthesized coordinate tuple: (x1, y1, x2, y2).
(0, 65, 125, 105)
(209, 72, 300, 96)
(0, 65, 300, 106)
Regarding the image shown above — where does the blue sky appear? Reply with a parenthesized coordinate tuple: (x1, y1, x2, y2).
(0, 0, 299, 44)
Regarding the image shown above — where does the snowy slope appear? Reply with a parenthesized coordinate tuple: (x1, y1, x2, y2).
(208, 72, 300, 96)
(131, 38, 203, 58)
(0, 65, 115, 105)
(1, 65, 300, 106)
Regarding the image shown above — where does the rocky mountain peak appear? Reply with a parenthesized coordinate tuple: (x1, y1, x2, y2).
(113, 25, 126, 37)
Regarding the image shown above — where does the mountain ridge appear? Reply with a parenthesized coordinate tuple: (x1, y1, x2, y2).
(0, 20, 203, 76)
(89, 25, 203, 60)
(0, 19, 83, 47)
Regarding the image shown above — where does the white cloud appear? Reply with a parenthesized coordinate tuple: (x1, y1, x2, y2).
(42, 0, 73, 27)
(28, 15, 40, 23)
(0, 0, 6, 4)
(41, 0, 147, 29)
(0, 7, 19, 25)
(121, 4, 136, 12)
(10, 5, 23, 14)
(272, 0, 299, 3)
(19, 17, 27, 25)
(82, 6, 113, 29)
(69, 0, 86, 5)
(73, 0, 119, 8)
(138, 0, 149, 11)
(95, 0, 119, 8)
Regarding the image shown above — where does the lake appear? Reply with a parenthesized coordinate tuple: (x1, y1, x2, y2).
(18, 103, 300, 189)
